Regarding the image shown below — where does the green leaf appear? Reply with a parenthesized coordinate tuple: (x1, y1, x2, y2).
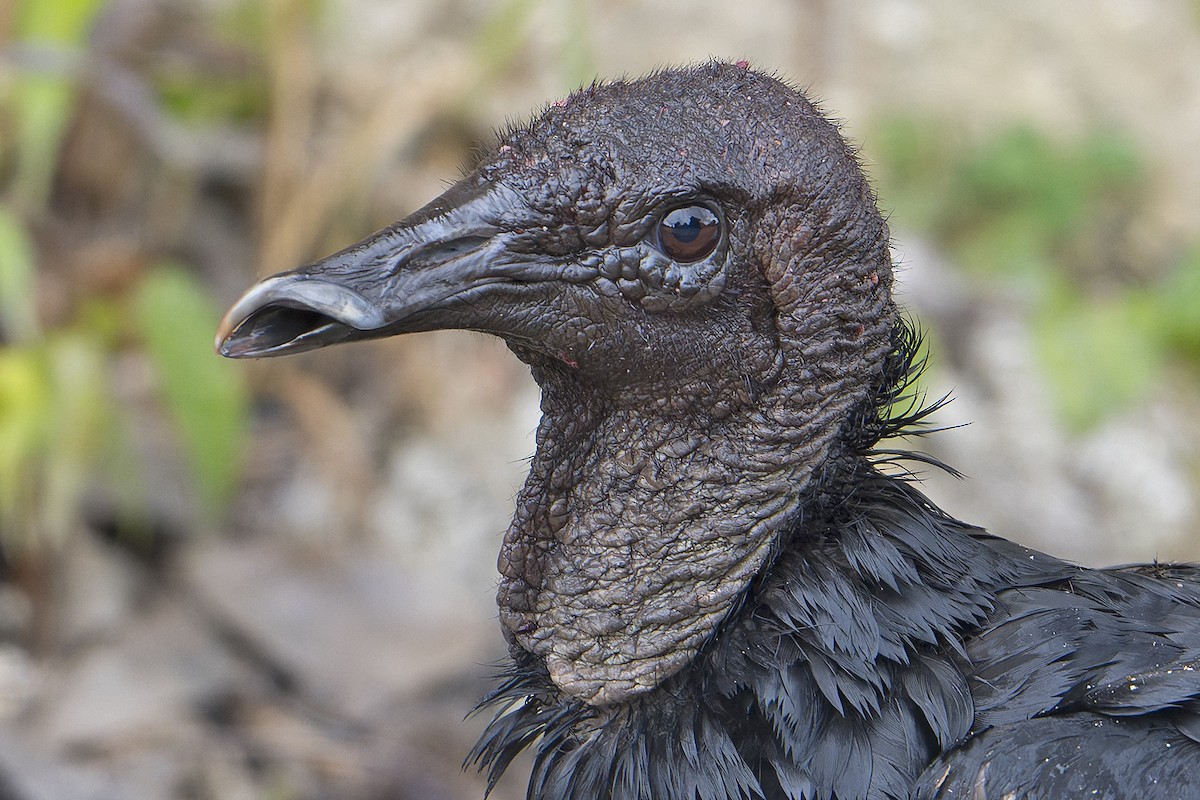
(133, 264, 249, 516)
(41, 332, 109, 546)
(0, 206, 39, 343)
(10, 0, 106, 205)
(16, 0, 103, 43)
(0, 348, 52, 542)
(11, 75, 75, 207)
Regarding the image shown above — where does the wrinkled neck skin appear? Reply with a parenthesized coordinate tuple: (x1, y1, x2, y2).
(498, 371, 834, 705)
(499, 310, 892, 705)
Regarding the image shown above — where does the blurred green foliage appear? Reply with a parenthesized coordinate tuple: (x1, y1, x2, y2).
(157, 70, 268, 124)
(134, 266, 249, 513)
(10, 0, 104, 206)
(0, 201, 112, 553)
(941, 128, 1141, 284)
(0, 330, 108, 555)
(475, 0, 543, 78)
(1034, 286, 1163, 432)
(2, 0, 109, 555)
(871, 120, 1142, 283)
(0, 209, 39, 342)
(1158, 248, 1200, 362)
(872, 118, 1200, 429)
(469, 0, 596, 101)
(0, 0, 251, 557)
(156, 0, 270, 124)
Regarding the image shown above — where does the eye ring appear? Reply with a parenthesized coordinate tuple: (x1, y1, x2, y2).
(656, 203, 722, 263)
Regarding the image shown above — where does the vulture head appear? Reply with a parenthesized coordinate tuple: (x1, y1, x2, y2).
(218, 62, 895, 710)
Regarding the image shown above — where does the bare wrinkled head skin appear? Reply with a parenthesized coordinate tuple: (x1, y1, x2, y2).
(217, 62, 895, 706)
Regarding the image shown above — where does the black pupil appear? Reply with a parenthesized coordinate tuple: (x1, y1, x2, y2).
(659, 205, 720, 262)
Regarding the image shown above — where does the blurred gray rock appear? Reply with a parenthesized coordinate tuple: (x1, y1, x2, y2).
(55, 530, 140, 650)
(182, 535, 505, 725)
(37, 599, 242, 749)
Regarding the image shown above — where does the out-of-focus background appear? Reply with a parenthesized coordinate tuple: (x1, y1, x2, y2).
(1, 1, 1199, 797)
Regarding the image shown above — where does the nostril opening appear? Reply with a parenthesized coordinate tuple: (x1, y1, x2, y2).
(406, 235, 493, 270)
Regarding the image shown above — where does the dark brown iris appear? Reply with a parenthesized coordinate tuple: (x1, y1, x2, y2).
(657, 204, 721, 262)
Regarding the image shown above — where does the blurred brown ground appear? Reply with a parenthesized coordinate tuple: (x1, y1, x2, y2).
(1, 1, 1199, 798)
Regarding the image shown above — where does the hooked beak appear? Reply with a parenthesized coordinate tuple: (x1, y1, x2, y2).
(215, 177, 540, 358)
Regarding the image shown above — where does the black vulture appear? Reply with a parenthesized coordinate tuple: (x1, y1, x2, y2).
(215, 62, 1200, 799)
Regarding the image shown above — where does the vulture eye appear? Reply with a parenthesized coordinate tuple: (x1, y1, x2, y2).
(657, 203, 721, 262)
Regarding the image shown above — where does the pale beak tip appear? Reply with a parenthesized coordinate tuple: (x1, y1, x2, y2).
(213, 324, 232, 357)
(214, 305, 248, 357)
